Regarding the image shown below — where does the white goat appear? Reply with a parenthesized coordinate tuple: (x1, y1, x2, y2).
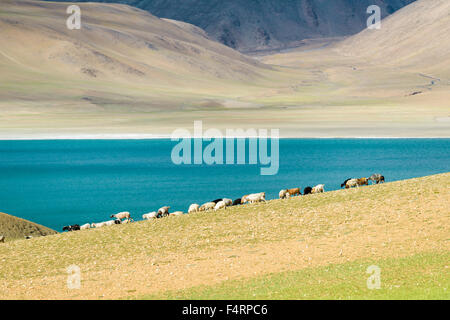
(158, 206, 170, 217)
(80, 223, 91, 230)
(188, 204, 200, 213)
(244, 192, 266, 204)
(312, 184, 325, 194)
(279, 189, 290, 199)
(199, 202, 216, 211)
(345, 179, 358, 188)
(91, 222, 106, 228)
(110, 211, 132, 221)
(104, 220, 117, 227)
(214, 200, 227, 211)
(91, 220, 117, 228)
(222, 198, 233, 207)
(142, 212, 158, 220)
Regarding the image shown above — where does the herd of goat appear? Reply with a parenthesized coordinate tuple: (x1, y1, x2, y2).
(61, 173, 385, 232)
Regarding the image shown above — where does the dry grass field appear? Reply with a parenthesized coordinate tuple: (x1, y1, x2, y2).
(0, 173, 448, 299)
(0, 0, 449, 138)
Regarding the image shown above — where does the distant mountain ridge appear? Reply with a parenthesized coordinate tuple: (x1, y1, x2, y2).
(42, 0, 416, 52)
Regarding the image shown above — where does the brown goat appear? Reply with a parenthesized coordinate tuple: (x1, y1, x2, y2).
(357, 178, 369, 186)
(287, 188, 301, 196)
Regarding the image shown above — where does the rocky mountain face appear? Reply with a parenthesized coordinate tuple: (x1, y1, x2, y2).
(43, 0, 416, 52)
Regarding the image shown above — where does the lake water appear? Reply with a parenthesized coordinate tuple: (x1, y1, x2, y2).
(0, 139, 449, 231)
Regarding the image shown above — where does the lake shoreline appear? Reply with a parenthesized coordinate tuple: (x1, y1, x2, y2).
(1, 138, 449, 230)
(1, 134, 450, 140)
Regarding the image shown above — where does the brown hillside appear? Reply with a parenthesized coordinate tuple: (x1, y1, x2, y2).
(0, 212, 57, 241)
(336, 0, 450, 76)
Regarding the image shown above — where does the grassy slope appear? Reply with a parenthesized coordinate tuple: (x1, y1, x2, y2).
(0, 0, 449, 137)
(0, 212, 57, 241)
(142, 252, 449, 300)
(0, 173, 448, 299)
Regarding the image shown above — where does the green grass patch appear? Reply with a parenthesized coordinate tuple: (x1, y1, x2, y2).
(139, 252, 450, 300)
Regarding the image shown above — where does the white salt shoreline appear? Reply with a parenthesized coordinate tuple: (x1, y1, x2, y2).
(0, 133, 448, 140)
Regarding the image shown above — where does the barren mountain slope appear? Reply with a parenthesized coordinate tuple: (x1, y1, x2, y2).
(41, 0, 416, 52)
(336, 0, 450, 77)
(259, 0, 449, 136)
(0, 0, 271, 101)
(0, 0, 448, 138)
(0, 0, 289, 137)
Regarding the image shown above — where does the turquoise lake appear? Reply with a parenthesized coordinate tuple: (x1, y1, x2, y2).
(0, 139, 448, 231)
